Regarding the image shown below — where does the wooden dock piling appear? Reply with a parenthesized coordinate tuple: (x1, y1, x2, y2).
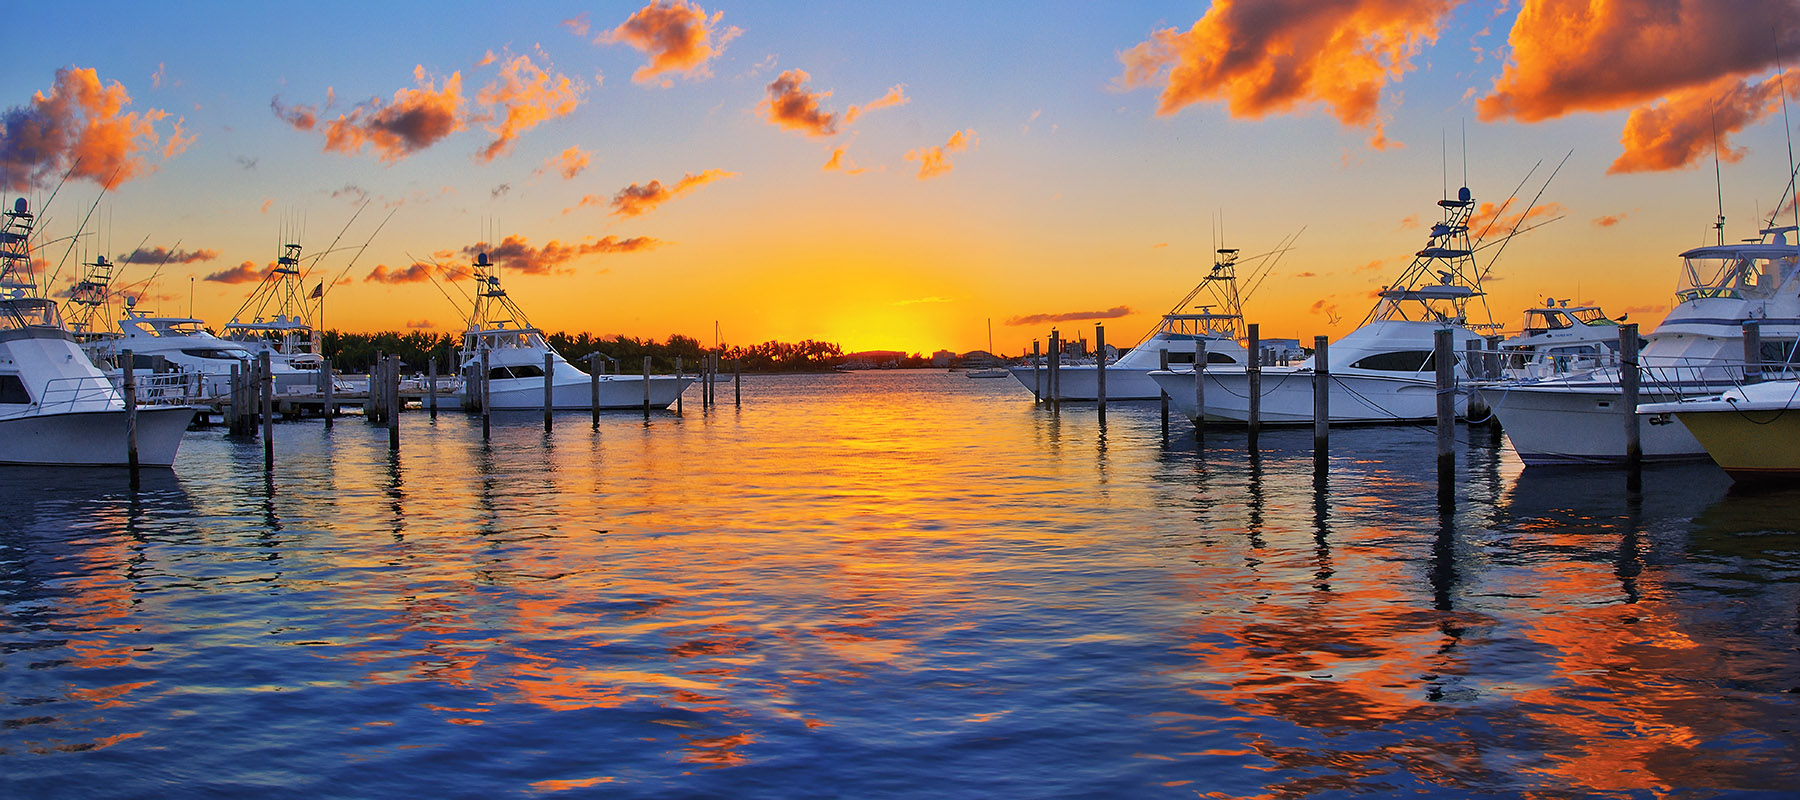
(1313, 335, 1329, 463)
(1247, 324, 1262, 443)
(1159, 348, 1170, 439)
(1621, 323, 1641, 466)
(480, 349, 491, 440)
(1095, 324, 1107, 420)
(544, 352, 555, 431)
(1743, 320, 1763, 384)
(643, 355, 652, 418)
(1193, 340, 1206, 442)
(388, 356, 400, 450)
(1433, 329, 1454, 475)
(260, 352, 274, 471)
(122, 349, 139, 475)
(1031, 340, 1042, 403)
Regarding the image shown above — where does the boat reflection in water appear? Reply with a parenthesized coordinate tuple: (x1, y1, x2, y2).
(1, 373, 1795, 797)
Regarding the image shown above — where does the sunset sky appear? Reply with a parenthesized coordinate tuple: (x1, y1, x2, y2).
(7, 0, 1800, 355)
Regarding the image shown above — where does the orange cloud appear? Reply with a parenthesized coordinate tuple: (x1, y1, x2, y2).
(1608, 71, 1797, 174)
(544, 146, 590, 179)
(364, 263, 435, 284)
(1467, 200, 1565, 237)
(1, 66, 183, 191)
(603, 1, 739, 85)
(844, 84, 909, 124)
(607, 169, 737, 217)
(823, 146, 866, 174)
(405, 319, 436, 329)
(275, 66, 465, 163)
(762, 70, 838, 136)
(1478, 0, 1800, 123)
(463, 234, 661, 275)
(203, 261, 265, 284)
(476, 52, 585, 162)
(119, 246, 217, 264)
(1115, 0, 1455, 149)
(1593, 211, 1632, 228)
(905, 130, 976, 179)
(1005, 306, 1131, 326)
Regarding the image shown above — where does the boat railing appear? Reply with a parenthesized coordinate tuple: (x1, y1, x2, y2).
(130, 372, 205, 405)
(1472, 347, 1800, 391)
(34, 374, 122, 413)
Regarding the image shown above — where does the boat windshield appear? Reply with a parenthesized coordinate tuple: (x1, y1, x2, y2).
(181, 347, 255, 361)
(149, 321, 207, 337)
(0, 297, 65, 330)
(1678, 250, 1797, 301)
(1521, 307, 1614, 334)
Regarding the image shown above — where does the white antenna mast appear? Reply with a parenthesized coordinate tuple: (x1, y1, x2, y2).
(1712, 107, 1725, 245)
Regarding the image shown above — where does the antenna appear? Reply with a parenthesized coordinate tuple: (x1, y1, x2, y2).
(1712, 107, 1725, 245)
(1461, 119, 1468, 192)
(1779, 39, 1800, 241)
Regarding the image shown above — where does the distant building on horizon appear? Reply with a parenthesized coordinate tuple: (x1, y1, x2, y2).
(840, 350, 907, 369)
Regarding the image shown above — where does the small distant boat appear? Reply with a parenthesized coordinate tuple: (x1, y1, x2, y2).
(967, 318, 1009, 378)
(0, 198, 192, 466)
(1640, 380, 1800, 480)
(452, 252, 691, 409)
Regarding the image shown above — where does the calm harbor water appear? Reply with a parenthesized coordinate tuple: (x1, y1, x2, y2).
(2, 370, 1797, 798)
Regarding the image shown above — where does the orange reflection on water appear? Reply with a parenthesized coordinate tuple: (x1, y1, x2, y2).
(679, 730, 756, 767)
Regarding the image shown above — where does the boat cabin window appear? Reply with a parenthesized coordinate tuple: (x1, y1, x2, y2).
(1758, 339, 1799, 370)
(491, 364, 545, 380)
(1350, 350, 1441, 372)
(1168, 352, 1194, 365)
(180, 347, 254, 361)
(0, 373, 30, 404)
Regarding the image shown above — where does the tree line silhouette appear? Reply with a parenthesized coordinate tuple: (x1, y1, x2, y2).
(321, 330, 851, 374)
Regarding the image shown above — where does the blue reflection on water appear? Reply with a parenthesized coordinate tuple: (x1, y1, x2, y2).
(1, 370, 1796, 798)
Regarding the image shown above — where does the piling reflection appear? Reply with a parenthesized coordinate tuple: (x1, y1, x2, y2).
(0, 468, 191, 755)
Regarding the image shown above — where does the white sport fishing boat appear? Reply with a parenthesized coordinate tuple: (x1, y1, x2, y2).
(1151, 187, 1495, 424)
(1495, 299, 1629, 380)
(453, 252, 690, 409)
(1009, 244, 1269, 400)
(0, 198, 192, 466)
(1480, 225, 1800, 464)
(222, 241, 332, 375)
(96, 301, 311, 396)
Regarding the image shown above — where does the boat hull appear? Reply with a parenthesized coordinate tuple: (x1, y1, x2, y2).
(1152, 368, 1465, 424)
(1479, 384, 1705, 464)
(1670, 407, 1800, 479)
(0, 406, 194, 466)
(1006, 364, 1163, 400)
(472, 375, 693, 410)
